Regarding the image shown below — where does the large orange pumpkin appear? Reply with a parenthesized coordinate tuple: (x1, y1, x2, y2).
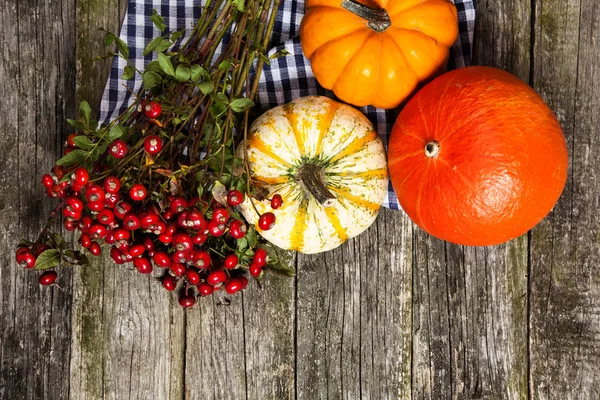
(388, 66, 569, 246)
(300, 0, 458, 109)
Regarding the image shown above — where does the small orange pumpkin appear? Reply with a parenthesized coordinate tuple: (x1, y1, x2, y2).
(300, 0, 458, 109)
(388, 66, 569, 246)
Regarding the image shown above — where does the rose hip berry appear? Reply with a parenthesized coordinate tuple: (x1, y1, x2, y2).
(144, 135, 163, 154)
(225, 278, 244, 295)
(143, 100, 162, 119)
(258, 212, 276, 231)
(123, 213, 141, 230)
(208, 220, 226, 237)
(186, 269, 201, 285)
(16, 248, 36, 269)
(79, 233, 92, 248)
(89, 241, 102, 256)
(254, 248, 268, 266)
(129, 244, 145, 258)
(198, 283, 214, 296)
(207, 270, 227, 286)
(192, 250, 211, 269)
(85, 184, 105, 203)
(109, 139, 128, 158)
(270, 194, 283, 209)
(39, 271, 58, 286)
(162, 274, 178, 291)
(42, 174, 55, 189)
(178, 294, 196, 308)
(227, 190, 243, 206)
(134, 257, 153, 274)
(224, 254, 238, 269)
(228, 220, 246, 239)
(170, 262, 187, 277)
(249, 263, 262, 277)
(212, 208, 229, 224)
(129, 184, 147, 201)
(153, 251, 171, 268)
(72, 167, 89, 187)
(104, 176, 121, 194)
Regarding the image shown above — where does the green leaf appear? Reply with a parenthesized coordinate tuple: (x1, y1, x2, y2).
(144, 36, 165, 56)
(175, 65, 191, 82)
(66, 118, 87, 131)
(79, 101, 92, 126)
(115, 36, 129, 59)
(72, 135, 94, 150)
(108, 124, 125, 140)
(246, 226, 258, 248)
(209, 102, 227, 118)
(158, 53, 175, 76)
(197, 80, 214, 95)
(190, 65, 207, 82)
(143, 71, 163, 90)
(170, 30, 184, 42)
(232, 0, 245, 11)
(105, 32, 117, 47)
(236, 237, 248, 252)
(229, 98, 254, 113)
(91, 144, 108, 161)
(150, 9, 167, 32)
(56, 149, 88, 167)
(270, 49, 291, 59)
(155, 39, 173, 53)
(145, 60, 163, 73)
(34, 249, 60, 270)
(218, 60, 232, 71)
(122, 65, 135, 80)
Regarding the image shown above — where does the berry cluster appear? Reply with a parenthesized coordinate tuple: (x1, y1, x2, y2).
(16, 99, 283, 307)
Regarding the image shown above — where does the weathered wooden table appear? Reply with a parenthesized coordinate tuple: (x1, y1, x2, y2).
(1, 0, 599, 398)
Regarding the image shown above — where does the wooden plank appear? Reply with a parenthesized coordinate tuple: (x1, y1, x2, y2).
(296, 208, 412, 399)
(0, 0, 75, 398)
(68, 2, 186, 399)
(410, 0, 531, 397)
(530, 0, 600, 398)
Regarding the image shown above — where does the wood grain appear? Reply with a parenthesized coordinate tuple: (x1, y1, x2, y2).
(530, 0, 600, 398)
(0, 0, 75, 398)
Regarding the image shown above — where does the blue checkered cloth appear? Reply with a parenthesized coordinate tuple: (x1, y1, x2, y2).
(98, 0, 476, 210)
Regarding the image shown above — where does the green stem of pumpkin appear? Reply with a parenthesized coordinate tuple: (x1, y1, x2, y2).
(295, 163, 337, 206)
(340, 0, 391, 33)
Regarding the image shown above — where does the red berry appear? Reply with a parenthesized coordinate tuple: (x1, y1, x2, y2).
(239, 276, 249, 289)
(114, 201, 132, 219)
(208, 220, 226, 237)
(123, 213, 141, 230)
(165, 222, 179, 236)
(227, 190, 244, 206)
(192, 232, 208, 246)
(178, 294, 196, 308)
(112, 228, 131, 242)
(109, 139, 128, 158)
(87, 200, 105, 212)
(67, 133, 77, 147)
(79, 233, 92, 248)
(258, 212, 276, 231)
(170, 197, 188, 214)
(249, 263, 262, 277)
(224, 254, 239, 269)
(225, 278, 244, 295)
(186, 269, 201, 285)
(65, 196, 84, 213)
(177, 211, 189, 228)
(228, 220, 247, 239)
(212, 208, 229, 224)
(134, 257, 152, 274)
(170, 262, 186, 277)
(254, 248, 268, 266)
(162, 274, 178, 291)
(207, 270, 227, 286)
(129, 184, 147, 201)
(89, 224, 108, 239)
(162, 209, 175, 221)
(32, 244, 50, 257)
(144, 135, 163, 154)
(110, 247, 126, 265)
(72, 167, 89, 187)
(171, 250, 190, 265)
(16, 248, 36, 269)
(79, 215, 94, 232)
(270, 194, 283, 209)
(198, 283, 214, 296)
(85, 184, 105, 203)
(143, 100, 162, 119)
(39, 271, 58, 286)
(97, 209, 115, 225)
(52, 165, 65, 180)
(158, 234, 172, 244)
(104, 192, 120, 208)
(173, 233, 193, 253)
(129, 244, 145, 258)
(62, 207, 82, 221)
(186, 210, 206, 231)
(64, 219, 76, 231)
(42, 174, 55, 189)
(151, 251, 171, 268)
(192, 250, 211, 269)
(140, 211, 160, 229)
(142, 236, 155, 252)
(104, 176, 121, 194)
(149, 221, 166, 235)
(89, 241, 102, 256)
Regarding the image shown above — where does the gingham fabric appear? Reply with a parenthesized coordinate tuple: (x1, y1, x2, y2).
(99, 0, 476, 209)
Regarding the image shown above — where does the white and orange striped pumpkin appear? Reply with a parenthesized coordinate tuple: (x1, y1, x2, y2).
(236, 96, 388, 254)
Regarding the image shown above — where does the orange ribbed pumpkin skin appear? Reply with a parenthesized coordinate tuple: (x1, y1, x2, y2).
(388, 66, 569, 246)
(300, 0, 458, 109)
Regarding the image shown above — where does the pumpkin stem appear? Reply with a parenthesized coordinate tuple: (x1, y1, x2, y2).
(341, 0, 391, 33)
(296, 163, 337, 207)
(425, 141, 440, 158)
